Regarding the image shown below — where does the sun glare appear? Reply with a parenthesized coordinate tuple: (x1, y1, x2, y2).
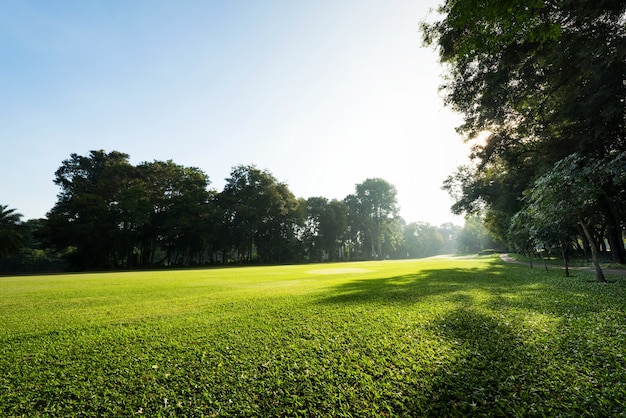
(471, 130, 492, 146)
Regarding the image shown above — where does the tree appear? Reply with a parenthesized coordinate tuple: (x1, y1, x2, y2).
(302, 197, 329, 262)
(424, 0, 626, 262)
(302, 197, 348, 262)
(402, 222, 444, 259)
(508, 205, 575, 274)
(522, 154, 613, 282)
(45, 150, 134, 269)
(220, 165, 300, 263)
(43, 151, 217, 269)
(321, 199, 348, 261)
(439, 222, 462, 254)
(0, 205, 24, 260)
(457, 215, 496, 253)
(0, 218, 65, 273)
(345, 178, 400, 259)
(137, 160, 215, 266)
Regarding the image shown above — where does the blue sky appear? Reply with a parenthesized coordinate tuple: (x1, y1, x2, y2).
(1, 0, 468, 225)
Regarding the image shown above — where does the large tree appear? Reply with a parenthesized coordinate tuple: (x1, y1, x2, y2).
(44, 151, 217, 269)
(220, 165, 300, 263)
(45, 150, 134, 269)
(424, 0, 626, 261)
(136, 160, 215, 266)
(518, 153, 626, 282)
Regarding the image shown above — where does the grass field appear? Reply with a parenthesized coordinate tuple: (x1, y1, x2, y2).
(2, 256, 626, 416)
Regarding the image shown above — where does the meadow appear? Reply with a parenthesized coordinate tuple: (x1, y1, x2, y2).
(1, 256, 625, 416)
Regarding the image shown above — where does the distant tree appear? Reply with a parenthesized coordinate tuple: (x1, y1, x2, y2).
(0, 219, 65, 273)
(403, 222, 444, 259)
(302, 197, 329, 262)
(214, 191, 236, 263)
(439, 222, 461, 254)
(0, 205, 24, 260)
(382, 216, 405, 259)
(303, 197, 348, 262)
(322, 199, 348, 261)
(114, 162, 157, 266)
(458, 215, 495, 253)
(221, 165, 300, 263)
(345, 178, 400, 259)
(256, 178, 302, 263)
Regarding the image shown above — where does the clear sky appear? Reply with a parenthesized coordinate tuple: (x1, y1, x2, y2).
(1, 0, 469, 225)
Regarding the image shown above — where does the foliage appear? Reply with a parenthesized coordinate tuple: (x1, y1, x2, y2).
(457, 215, 497, 253)
(301, 197, 348, 262)
(136, 160, 216, 266)
(344, 178, 401, 259)
(44, 150, 137, 269)
(42, 151, 216, 269)
(513, 153, 626, 281)
(424, 0, 626, 262)
(219, 164, 302, 263)
(13, 151, 464, 272)
(0, 219, 65, 273)
(0, 204, 24, 259)
(2, 258, 626, 416)
(402, 222, 444, 258)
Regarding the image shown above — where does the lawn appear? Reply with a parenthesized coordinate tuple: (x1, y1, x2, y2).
(1, 256, 625, 416)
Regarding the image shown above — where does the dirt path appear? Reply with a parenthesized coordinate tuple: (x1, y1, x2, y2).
(499, 253, 626, 276)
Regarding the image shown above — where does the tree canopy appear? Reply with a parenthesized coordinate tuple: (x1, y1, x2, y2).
(0, 150, 466, 271)
(424, 0, 626, 280)
(345, 178, 400, 260)
(44, 151, 216, 269)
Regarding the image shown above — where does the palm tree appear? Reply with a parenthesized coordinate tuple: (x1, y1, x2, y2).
(0, 205, 24, 259)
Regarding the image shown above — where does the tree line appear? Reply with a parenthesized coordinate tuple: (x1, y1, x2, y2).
(423, 0, 625, 281)
(1, 150, 477, 272)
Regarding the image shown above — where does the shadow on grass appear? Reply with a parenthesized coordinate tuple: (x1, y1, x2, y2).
(421, 304, 626, 415)
(422, 307, 540, 415)
(315, 258, 626, 415)
(318, 258, 618, 315)
(318, 260, 510, 307)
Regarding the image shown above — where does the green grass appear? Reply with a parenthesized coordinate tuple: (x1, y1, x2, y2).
(508, 251, 626, 270)
(2, 256, 626, 416)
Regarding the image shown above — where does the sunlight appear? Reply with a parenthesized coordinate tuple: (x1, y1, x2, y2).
(469, 130, 492, 147)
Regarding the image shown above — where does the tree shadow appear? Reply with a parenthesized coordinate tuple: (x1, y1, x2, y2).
(317, 259, 615, 317)
(420, 307, 546, 415)
(314, 259, 626, 414)
(420, 304, 626, 415)
(318, 261, 509, 307)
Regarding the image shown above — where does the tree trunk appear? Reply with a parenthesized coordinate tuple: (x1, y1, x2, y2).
(578, 225, 591, 262)
(600, 194, 626, 264)
(580, 221, 607, 283)
(560, 242, 570, 278)
(536, 249, 549, 271)
(526, 249, 533, 269)
(606, 224, 625, 264)
(597, 224, 607, 253)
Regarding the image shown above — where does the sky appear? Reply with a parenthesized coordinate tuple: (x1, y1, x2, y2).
(1, 0, 470, 226)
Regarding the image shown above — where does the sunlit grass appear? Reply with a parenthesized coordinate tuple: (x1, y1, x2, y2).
(1, 256, 625, 416)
